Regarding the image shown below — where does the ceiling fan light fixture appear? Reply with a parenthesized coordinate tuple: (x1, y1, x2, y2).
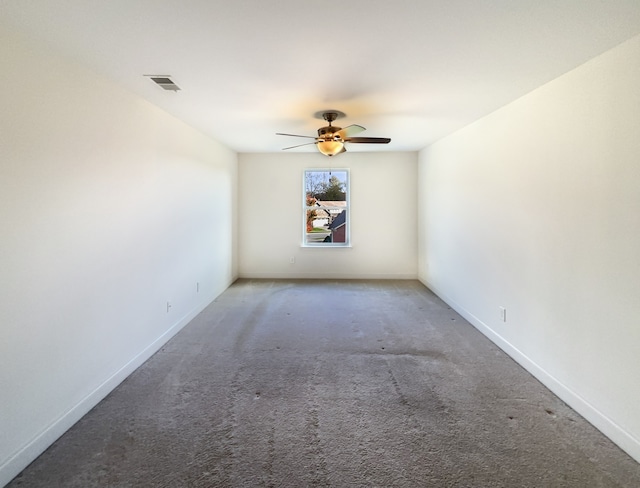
(278, 111, 390, 155)
(317, 140, 344, 157)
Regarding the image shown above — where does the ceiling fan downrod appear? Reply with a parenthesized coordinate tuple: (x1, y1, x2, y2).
(323, 111, 339, 124)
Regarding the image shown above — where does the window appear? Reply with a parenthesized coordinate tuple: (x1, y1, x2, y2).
(304, 170, 349, 246)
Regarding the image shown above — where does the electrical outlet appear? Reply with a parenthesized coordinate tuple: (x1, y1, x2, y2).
(167, 301, 172, 313)
(290, 256, 295, 264)
(499, 306, 507, 322)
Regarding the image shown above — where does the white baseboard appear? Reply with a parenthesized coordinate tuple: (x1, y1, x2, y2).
(419, 278, 640, 464)
(0, 287, 226, 488)
(237, 272, 419, 280)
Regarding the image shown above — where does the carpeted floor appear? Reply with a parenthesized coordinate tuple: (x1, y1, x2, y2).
(8, 279, 640, 487)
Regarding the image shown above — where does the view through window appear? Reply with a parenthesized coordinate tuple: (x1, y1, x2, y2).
(304, 170, 349, 246)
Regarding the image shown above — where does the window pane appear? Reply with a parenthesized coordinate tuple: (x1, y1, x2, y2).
(304, 170, 348, 246)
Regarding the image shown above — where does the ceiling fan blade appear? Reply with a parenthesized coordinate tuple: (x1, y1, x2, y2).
(337, 124, 366, 139)
(282, 142, 317, 150)
(276, 132, 317, 139)
(345, 137, 391, 144)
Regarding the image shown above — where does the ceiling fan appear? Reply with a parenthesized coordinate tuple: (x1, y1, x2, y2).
(276, 111, 391, 157)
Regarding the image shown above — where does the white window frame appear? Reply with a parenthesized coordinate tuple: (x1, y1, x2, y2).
(302, 169, 350, 247)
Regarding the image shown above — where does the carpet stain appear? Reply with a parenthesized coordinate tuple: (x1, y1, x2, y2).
(387, 363, 410, 407)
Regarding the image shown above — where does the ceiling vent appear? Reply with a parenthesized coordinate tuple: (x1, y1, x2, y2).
(145, 75, 180, 92)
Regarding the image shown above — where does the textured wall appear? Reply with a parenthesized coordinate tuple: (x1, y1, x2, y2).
(418, 34, 640, 461)
(0, 30, 237, 485)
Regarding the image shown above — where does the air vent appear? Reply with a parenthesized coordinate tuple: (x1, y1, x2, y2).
(145, 75, 180, 91)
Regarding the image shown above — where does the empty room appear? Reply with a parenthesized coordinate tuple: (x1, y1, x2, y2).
(2, 1, 640, 486)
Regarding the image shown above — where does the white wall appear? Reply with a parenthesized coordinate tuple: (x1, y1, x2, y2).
(239, 152, 418, 279)
(0, 30, 237, 486)
(418, 34, 640, 462)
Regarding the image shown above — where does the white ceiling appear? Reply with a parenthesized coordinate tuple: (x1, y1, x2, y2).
(3, 0, 640, 153)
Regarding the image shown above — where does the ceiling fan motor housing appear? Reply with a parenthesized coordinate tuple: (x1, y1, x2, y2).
(317, 125, 342, 139)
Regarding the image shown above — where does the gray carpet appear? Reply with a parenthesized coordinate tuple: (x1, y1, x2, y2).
(8, 280, 640, 487)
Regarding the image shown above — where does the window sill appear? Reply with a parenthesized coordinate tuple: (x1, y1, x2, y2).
(301, 243, 352, 249)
